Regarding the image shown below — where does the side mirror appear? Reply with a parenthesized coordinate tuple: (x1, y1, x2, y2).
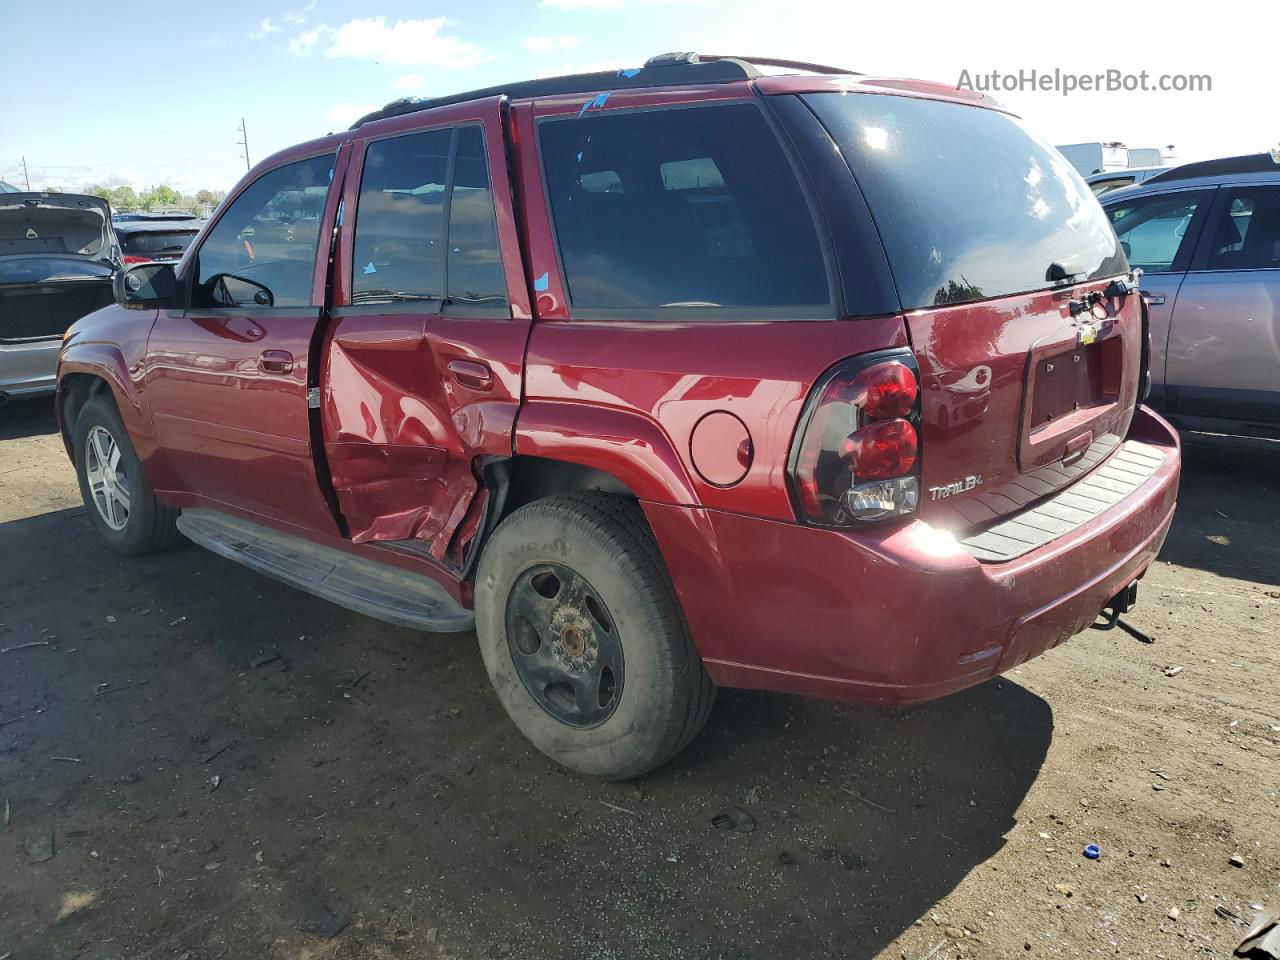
(114, 262, 182, 309)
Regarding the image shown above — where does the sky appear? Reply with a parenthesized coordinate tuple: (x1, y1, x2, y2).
(1, 0, 1273, 196)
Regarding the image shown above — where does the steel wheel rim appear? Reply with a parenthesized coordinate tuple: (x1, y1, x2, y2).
(505, 562, 624, 728)
(85, 425, 131, 532)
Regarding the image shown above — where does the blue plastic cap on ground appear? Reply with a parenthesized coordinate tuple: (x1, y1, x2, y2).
(1084, 844, 1101, 859)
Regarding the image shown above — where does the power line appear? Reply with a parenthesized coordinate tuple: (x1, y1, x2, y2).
(237, 118, 251, 172)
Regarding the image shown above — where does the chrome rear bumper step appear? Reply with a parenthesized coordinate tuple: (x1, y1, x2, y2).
(958, 440, 1168, 562)
(176, 508, 475, 633)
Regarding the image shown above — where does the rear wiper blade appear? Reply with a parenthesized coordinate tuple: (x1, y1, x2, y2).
(1046, 262, 1087, 285)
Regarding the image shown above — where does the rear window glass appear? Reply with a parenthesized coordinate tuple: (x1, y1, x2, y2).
(352, 128, 451, 303)
(804, 93, 1127, 309)
(539, 103, 829, 311)
(120, 229, 197, 255)
(447, 126, 507, 308)
(1204, 188, 1280, 270)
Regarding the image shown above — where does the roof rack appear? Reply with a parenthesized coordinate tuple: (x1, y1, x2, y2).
(350, 52, 857, 129)
(1143, 152, 1280, 185)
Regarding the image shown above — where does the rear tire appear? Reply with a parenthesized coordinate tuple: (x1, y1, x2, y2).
(73, 395, 179, 555)
(475, 493, 715, 780)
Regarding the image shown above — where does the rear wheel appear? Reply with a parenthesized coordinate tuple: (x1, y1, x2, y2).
(475, 493, 715, 780)
(73, 395, 179, 554)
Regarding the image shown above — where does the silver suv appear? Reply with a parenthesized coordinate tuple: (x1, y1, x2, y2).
(1103, 154, 1280, 439)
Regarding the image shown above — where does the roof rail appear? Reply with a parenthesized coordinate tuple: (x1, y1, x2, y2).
(695, 53, 859, 76)
(350, 52, 857, 129)
(1143, 152, 1280, 185)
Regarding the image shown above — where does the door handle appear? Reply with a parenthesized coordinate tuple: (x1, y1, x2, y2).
(1142, 293, 1167, 305)
(447, 358, 493, 391)
(259, 350, 294, 374)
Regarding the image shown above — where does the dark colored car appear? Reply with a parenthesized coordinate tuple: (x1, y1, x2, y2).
(2, 192, 119, 401)
(113, 215, 202, 266)
(1102, 153, 1280, 439)
(57, 54, 1180, 778)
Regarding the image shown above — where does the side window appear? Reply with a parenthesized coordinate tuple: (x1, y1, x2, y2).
(192, 155, 333, 308)
(447, 126, 508, 309)
(351, 128, 451, 303)
(1204, 187, 1280, 271)
(1107, 193, 1204, 273)
(538, 103, 829, 311)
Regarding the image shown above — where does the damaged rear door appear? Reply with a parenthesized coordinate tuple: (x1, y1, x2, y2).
(322, 96, 532, 565)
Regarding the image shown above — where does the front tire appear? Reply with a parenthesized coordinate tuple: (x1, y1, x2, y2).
(475, 493, 715, 780)
(73, 395, 179, 555)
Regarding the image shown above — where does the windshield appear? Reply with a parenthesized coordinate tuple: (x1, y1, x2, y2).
(803, 93, 1127, 309)
(121, 229, 198, 256)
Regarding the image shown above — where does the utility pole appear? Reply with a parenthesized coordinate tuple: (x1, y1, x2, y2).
(237, 118, 251, 172)
(21, 155, 30, 190)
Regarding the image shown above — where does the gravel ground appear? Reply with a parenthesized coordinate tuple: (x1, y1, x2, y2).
(1, 397, 1276, 960)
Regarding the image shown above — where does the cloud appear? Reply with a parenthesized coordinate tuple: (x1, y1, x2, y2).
(249, 18, 279, 40)
(322, 17, 490, 68)
(524, 35, 581, 52)
(326, 103, 378, 128)
(394, 73, 425, 92)
(289, 25, 326, 56)
(283, 0, 316, 25)
(540, 0, 624, 8)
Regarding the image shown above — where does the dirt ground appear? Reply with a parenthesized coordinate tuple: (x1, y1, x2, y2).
(1, 397, 1276, 960)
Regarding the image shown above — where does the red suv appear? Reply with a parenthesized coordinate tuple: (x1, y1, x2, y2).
(56, 54, 1180, 779)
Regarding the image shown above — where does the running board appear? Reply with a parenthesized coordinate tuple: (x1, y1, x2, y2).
(176, 509, 475, 633)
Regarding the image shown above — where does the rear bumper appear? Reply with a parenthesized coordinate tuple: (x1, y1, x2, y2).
(0, 339, 59, 398)
(643, 406, 1180, 705)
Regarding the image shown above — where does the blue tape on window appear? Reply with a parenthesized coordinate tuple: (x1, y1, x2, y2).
(617, 68, 641, 78)
(533, 271, 549, 292)
(363, 262, 377, 275)
(576, 92, 610, 119)
(576, 151, 583, 162)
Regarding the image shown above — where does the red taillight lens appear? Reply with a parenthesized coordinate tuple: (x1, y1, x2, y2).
(856, 362, 917, 419)
(840, 419, 918, 480)
(122, 255, 151, 265)
(790, 355, 922, 525)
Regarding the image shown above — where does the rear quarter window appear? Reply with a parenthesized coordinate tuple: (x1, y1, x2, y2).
(804, 93, 1127, 309)
(538, 102, 830, 313)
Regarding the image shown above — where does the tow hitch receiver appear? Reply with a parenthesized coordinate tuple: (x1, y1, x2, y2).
(1093, 580, 1152, 643)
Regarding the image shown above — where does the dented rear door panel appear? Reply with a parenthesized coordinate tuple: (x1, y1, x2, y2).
(321, 97, 533, 561)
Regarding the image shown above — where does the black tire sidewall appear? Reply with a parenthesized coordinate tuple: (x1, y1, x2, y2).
(74, 398, 157, 554)
(476, 497, 692, 779)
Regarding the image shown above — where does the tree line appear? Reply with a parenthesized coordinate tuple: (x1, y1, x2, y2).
(74, 184, 227, 216)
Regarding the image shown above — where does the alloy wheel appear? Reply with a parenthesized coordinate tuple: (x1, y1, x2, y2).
(85, 425, 131, 532)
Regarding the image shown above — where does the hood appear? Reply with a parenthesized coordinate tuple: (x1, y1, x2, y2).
(0, 193, 116, 261)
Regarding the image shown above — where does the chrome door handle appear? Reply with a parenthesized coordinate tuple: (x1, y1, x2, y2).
(259, 350, 294, 373)
(1143, 293, 1167, 305)
(447, 358, 493, 391)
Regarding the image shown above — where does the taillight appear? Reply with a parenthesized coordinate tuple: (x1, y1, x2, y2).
(122, 255, 151, 265)
(789, 351, 922, 525)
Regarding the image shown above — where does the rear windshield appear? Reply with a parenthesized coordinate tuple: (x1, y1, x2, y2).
(120, 229, 198, 255)
(804, 93, 1127, 309)
(0, 256, 114, 285)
